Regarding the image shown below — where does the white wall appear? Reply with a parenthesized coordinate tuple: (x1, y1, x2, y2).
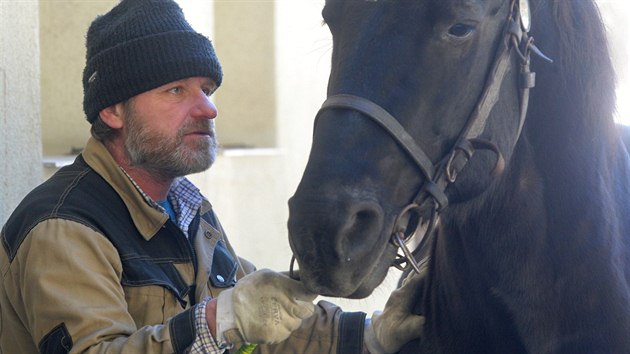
(0, 2, 42, 225)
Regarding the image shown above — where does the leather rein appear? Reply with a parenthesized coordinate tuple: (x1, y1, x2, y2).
(309, 0, 550, 274)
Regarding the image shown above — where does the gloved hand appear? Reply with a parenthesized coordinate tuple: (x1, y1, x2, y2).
(216, 268, 317, 345)
(364, 268, 427, 354)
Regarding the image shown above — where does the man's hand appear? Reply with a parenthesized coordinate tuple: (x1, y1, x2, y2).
(364, 268, 427, 354)
(215, 269, 317, 345)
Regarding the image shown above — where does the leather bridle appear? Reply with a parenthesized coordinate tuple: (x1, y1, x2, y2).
(311, 0, 550, 274)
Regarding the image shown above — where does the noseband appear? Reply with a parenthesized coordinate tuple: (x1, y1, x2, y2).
(310, 0, 549, 274)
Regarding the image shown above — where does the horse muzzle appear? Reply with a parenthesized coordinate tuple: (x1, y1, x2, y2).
(287, 193, 395, 297)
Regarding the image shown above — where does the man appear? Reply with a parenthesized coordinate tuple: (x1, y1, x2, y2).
(0, 0, 425, 353)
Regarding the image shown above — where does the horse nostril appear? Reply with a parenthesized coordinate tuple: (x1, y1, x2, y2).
(337, 201, 384, 260)
(354, 210, 373, 224)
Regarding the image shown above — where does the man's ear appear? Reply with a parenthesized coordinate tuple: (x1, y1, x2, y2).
(98, 103, 125, 129)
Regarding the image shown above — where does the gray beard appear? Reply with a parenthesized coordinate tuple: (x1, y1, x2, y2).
(124, 110, 217, 180)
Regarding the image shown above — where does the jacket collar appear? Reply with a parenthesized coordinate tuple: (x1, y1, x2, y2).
(81, 137, 168, 240)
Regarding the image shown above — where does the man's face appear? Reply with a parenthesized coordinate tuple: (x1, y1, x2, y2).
(122, 77, 219, 180)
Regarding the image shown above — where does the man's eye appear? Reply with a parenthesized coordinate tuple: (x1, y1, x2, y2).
(168, 87, 182, 94)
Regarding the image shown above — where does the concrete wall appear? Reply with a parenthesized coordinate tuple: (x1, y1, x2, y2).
(214, 1, 277, 148)
(0, 2, 42, 225)
(39, 0, 113, 156)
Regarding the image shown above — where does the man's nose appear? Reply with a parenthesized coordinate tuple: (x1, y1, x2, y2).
(191, 92, 218, 119)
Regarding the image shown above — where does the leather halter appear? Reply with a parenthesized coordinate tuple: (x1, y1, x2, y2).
(312, 0, 548, 273)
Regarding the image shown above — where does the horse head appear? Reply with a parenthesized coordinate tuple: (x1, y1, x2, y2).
(289, 0, 534, 297)
(289, 0, 630, 351)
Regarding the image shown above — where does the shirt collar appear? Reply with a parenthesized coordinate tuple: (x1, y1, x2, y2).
(119, 169, 203, 237)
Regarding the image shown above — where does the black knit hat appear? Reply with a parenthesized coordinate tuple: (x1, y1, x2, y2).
(82, 0, 223, 123)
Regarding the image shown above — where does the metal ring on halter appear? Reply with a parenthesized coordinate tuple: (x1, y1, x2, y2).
(392, 232, 423, 274)
(390, 203, 422, 273)
(392, 203, 423, 240)
(390, 203, 439, 274)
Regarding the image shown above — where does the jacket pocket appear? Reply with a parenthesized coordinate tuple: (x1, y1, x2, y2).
(124, 285, 183, 328)
(209, 240, 237, 288)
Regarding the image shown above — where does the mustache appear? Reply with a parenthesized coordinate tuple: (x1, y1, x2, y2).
(179, 120, 215, 137)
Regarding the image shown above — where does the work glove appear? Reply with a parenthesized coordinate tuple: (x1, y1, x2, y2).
(216, 268, 317, 345)
(364, 268, 427, 354)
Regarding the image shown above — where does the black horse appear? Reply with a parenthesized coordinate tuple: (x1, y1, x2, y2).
(288, 0, 630, 352)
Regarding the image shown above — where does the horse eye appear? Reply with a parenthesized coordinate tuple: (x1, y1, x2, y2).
(448, 23, 475, 38)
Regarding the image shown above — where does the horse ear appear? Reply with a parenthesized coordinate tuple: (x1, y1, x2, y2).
(519, 0, 531, 31)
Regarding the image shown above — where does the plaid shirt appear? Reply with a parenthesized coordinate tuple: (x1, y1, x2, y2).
(190, 297, 225, 354)
(122, 170, 225, 353)
(166, 177, 203, 236)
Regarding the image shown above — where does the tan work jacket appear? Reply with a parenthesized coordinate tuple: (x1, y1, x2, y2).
(0, 138, 364, 354)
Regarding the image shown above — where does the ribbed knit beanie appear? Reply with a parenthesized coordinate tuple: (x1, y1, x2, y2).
(82, 0, 223, 123)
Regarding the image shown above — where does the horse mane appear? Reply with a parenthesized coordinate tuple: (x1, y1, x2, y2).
(529, 0, 617, 145)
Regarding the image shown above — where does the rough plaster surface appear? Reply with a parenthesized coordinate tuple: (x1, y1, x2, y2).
(0, 2, 42, 225)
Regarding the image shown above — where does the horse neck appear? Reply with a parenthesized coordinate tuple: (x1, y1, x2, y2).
(419, 2, 630, 350)
(429, 0, 617, 310)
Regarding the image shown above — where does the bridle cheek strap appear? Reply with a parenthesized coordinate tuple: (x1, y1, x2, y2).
(316, 95, 447, 208)
(317, 95, 436, 182)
